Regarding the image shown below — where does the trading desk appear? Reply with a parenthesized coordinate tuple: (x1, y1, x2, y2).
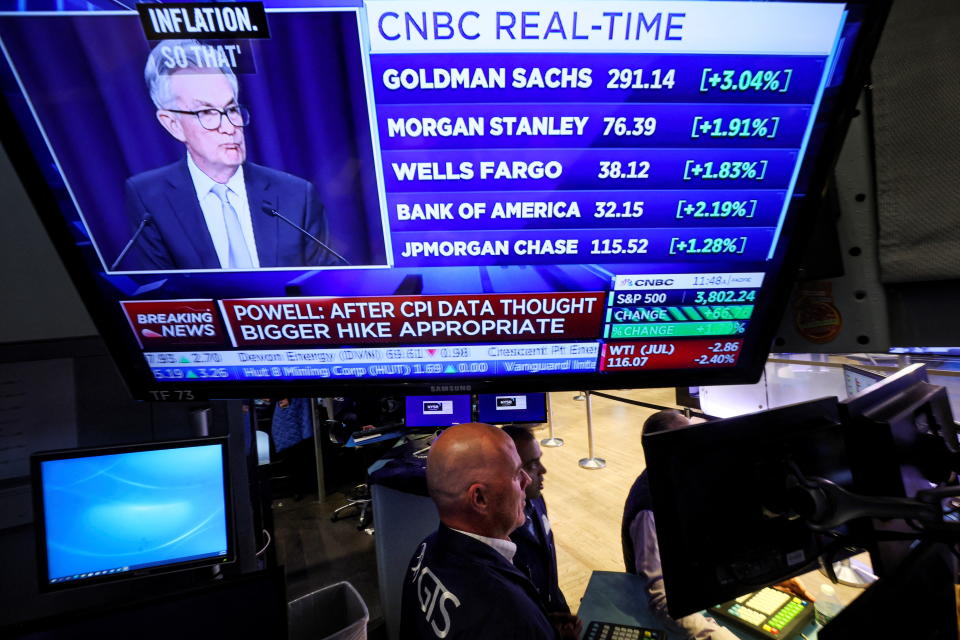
(367, 434, 439, 640)
(577, 571, 823, 640)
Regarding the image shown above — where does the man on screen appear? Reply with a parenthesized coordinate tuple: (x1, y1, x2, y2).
(121, 39, 340, 271)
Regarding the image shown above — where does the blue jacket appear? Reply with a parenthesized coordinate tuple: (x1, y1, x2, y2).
(400, 525, 556, 640)
(122, 158, 334, 270)
(510, 496, 569, 613)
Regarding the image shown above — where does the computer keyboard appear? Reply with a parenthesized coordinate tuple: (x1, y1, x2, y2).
(584, 620, 664, 640)
(709, 586, 814, 639)
(351, 425, 402, 443)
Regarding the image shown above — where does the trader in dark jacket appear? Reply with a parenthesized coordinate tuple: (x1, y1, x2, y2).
(503, 426, 576, 622)
(400, 423, 559, 640)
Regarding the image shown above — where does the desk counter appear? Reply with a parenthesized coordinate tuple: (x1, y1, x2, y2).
(577, 571, 824, 640)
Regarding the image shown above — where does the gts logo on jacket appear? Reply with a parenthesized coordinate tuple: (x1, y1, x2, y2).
(410, 543, 462, 638)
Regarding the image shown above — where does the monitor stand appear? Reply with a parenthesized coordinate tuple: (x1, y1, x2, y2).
(820, 557, 877, 588)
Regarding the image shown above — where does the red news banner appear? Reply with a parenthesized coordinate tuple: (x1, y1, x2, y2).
(124, 292, 607, 349)
(600, 339, 745, 370)
(221, 292, 606, 346)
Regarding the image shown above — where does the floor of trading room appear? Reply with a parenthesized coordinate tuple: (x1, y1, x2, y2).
(273, 388, 682, 632)
(538, 388, 676, 607)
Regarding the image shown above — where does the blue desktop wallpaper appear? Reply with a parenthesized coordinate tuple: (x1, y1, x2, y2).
(477, 392, 548, 424)
(405, 394, 473, 427)
(40, 445, 228, 582)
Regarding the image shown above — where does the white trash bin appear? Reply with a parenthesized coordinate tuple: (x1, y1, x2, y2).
(288, 580, 369, 640)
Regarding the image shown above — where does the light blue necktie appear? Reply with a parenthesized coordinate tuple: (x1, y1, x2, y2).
(211, 183, 253, 269)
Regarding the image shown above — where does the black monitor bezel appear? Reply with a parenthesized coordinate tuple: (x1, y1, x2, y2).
(30, 436, 234, 593)
(838, 362, 957, 574)
(841, 363, 887, 397)
(642, 396, 846, 617)
(0, 0, 892, 400)
(476, 392, 549, 425)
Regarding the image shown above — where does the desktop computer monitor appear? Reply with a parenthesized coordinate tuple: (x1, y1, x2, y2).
(842, 363, 887, 398)
(404, 395, 472, 428)
(839, 363, 956, 575)
(646, 364, 959, 619)
(31, 438, 233, 591)
(477, 393, 548, 425)
(642, 397, 849, 617)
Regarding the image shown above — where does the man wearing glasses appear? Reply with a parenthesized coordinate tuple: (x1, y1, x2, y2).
(121, 39, 338, 270)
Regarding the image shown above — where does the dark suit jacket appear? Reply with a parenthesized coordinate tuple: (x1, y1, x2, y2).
(511, 496, 570, 614)
(400, 525, 555, 640)
(122, 158, 335, 270)
(621, 471, 653, 575)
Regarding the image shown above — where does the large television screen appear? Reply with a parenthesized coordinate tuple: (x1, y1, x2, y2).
(0, 0, 889, 399)
(31, 438, 233, 591)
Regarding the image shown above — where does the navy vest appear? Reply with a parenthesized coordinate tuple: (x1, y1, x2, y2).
(621, 471, 654, 574)
(510, 496, 570, 613)
(400, 525, 556, 640)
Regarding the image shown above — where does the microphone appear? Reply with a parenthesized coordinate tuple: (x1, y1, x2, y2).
(111, 213, 153, 270)
(261, 203, 350, 266)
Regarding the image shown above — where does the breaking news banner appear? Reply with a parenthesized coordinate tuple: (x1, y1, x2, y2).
(121, 300, 228, 348)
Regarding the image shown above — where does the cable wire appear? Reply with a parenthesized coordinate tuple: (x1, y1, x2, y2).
(255, 528, 272, 558)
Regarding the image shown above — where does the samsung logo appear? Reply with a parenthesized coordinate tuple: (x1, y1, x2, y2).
(430, 384, 472, 392)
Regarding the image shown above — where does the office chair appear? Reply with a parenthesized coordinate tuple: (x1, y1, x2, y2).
(326, 396, 404, 531)
(330, 482, 372, 530)
(325, 419, 373, 530)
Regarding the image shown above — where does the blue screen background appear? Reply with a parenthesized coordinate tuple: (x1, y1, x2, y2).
(40, 445, 228, 582)
(405, 394, 472, 427)
(477, 393, 548, 424)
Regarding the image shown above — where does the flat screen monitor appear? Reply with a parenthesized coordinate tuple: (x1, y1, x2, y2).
(477, 392, 547, 424)
(0, 0, 890, 399)
(405, 394, 472, 428)
(889, 347, 960, 356)
(839, 363, 956, 575)
(642, 397, 848, 617)
(31, 438, 233, 591)
(842, 363, 886, 397)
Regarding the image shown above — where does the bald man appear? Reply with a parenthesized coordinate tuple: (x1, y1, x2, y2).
(399, 423, 556, 640)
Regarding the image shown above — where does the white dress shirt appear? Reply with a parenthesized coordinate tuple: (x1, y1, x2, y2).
(186, 154, 261, 268)
(631, 510, 739, 640)
(451, 527, 518, 564)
